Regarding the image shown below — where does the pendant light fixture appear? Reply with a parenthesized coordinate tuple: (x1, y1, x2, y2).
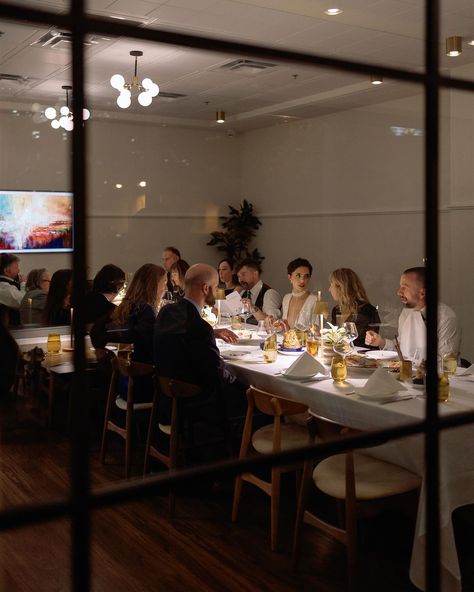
(370, 75, 384, 85)
(110, 50, 159, 109)
(44, 85, 90, 131)
(446, 36, 462, 57)
(216, 111, 225, 123)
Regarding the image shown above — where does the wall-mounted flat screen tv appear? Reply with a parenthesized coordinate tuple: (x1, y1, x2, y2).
(0, 190, 73, 253)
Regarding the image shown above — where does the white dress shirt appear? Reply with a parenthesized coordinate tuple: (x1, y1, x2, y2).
(384, 303, 461, 362)
(0, 275, 24, 309)
(281, 292, 318, 327)
(247, 280, 282, 319)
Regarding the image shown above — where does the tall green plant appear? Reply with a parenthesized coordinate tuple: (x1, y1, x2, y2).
(207, 200, 264, 263)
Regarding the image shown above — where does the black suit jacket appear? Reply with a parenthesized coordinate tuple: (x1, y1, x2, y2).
(154, 298, 232, 393)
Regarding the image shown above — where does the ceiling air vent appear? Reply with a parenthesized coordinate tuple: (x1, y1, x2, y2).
(158, 91, 187, 100)
(31, 30, 109, 49)
(219, 58, 277, 74)
(0, 73, 29, 83)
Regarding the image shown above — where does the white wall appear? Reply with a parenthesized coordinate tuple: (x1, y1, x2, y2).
(1, 90, 473, 358)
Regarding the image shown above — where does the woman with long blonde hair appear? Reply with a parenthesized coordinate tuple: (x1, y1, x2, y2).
(328, 268, 380, 347)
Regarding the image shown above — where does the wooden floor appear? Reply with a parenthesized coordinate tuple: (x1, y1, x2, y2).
(0, 391, 422, 592)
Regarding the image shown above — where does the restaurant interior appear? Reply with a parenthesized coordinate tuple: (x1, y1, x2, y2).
(1, 0, 474, 590)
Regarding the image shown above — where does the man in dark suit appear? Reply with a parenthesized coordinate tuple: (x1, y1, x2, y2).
(154, 263, 246, 428)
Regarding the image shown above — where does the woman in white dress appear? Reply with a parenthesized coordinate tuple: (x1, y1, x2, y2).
(277, 258, 317, 330)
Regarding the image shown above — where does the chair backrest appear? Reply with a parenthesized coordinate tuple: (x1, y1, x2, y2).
(156, 376, 201, 399)
(112, 356, 153, 379)
(247, 386, 309, 417)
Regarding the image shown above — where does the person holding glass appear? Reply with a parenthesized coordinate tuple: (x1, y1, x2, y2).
(329, 268, 380, 347)
(271, 258, 317, 331)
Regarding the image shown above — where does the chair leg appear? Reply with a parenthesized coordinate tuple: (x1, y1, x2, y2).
(346, 500, 357, 592)
(231, 475, 244, 523)
(143, 393, 159, 476)
(292, 460, 313, 570)
(125, 409, 133, 479)
(270, 468, 281, 551)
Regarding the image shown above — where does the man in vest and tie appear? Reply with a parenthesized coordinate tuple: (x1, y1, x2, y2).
(236, 259, 282, 324)
(0, 253, 25, 326)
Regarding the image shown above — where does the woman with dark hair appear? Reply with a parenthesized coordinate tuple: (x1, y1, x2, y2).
(217, 258, 241, 295)
(92, 264, 167, 403)
(85, 264, 125, 323)
(169, 259, 190, 300)
(278, 258, 317, 330)
(329, 268, 380, 347)
(20, 268, 51, 325)
(42, 269, 73, 326)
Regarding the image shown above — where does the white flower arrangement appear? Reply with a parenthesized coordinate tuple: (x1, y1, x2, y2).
(321, 322, 347, 345)
(201, 305, 217, 326)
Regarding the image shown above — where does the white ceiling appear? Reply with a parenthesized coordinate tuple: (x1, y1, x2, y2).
(0, 0, 473, 130)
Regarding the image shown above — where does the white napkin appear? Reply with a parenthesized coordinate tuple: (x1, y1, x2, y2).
(285, 352, 328, 377)
(219, 291, 242, 316)
(456, 364, 474, 376)
(354, 367, 407, 401)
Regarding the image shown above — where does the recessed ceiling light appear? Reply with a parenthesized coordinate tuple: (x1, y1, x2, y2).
(115, 183, 123, 189)
(138, 181, 147, 187)
(324, 6, 343, 16)
(467, 39, 474, 46)
(370, 75, 384, 85)
(446, 36, 462, 57)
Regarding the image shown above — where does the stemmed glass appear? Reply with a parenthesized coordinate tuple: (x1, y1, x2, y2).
(240, 301, 251, 331)
(162, 291, 175, 306)
(343, 322, 358, 350)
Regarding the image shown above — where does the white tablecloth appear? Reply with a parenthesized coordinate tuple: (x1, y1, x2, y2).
(223, 345, 474, 592)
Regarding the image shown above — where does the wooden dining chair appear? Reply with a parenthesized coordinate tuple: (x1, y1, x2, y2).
(231, 385, 313, 551)
(292, 414, 422, 591)
(143, 375, 202, 515)
(100, 356, 153, 478)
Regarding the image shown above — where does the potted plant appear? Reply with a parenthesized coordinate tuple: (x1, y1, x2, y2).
(207, 199, 264, 263)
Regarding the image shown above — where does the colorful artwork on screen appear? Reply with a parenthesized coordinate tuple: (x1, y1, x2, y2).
(0, 191, 73, 252)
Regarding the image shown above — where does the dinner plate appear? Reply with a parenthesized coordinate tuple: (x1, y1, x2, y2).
(365, 351, 398, 361)
(280, 370, 316, 380)
(278, 349, 304, 356)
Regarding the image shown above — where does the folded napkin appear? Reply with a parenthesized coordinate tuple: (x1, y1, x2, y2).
(354, 367, 407, 400)
(285, 352, 328, 377)
(456, 364, 474, 376)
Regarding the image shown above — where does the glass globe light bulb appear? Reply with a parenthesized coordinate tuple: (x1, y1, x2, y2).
(117, 94, 131, 109)
(138, 91, 152, 107)
(65, 119, 74, 131)
(45, 107, 56, 120)
(59, 115, 69, 128)
(141, 78, 153, 90)
(110, 74, 125, 90)
(121, 88, 131, 98)
(51, 120, 60, 129)
(60, 105, 70, 116)
(83, 108, 90, 120)
(149, 82, 159, 97)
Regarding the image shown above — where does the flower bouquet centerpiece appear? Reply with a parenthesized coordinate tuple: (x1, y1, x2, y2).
(201, 305, 218, 327)
(320, 322, 347, 363)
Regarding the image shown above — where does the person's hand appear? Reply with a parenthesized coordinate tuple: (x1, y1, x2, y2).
(214, 327, 239, 343)
(365, 330, 384, 348)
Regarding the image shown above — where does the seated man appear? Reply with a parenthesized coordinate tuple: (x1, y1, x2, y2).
(154, 263, 246, 430)
(0, 254, 25, 327)
(365, 266, 460, 362)
(236, 259, 282, 323)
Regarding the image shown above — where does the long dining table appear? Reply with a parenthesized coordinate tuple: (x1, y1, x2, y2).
(220, 341, 474, 592)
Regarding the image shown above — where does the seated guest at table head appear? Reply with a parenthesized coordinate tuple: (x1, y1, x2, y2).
(0, 253, 25, 327)
(218, 258, 242, 295)
(365, 266, 460, 361)
(85, 264, 125, 323)
(329, 268, 380, 347)
(162, 246, 181, 291)
(236, 259, 282, 323)
(20, 268, 51, 325)
(275, 258, 317, 331)
(169, 259, 190, 300)
(42, 269, 73, 326)
(154, 263, 246, 426)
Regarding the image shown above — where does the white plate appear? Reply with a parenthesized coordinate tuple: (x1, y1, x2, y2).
(278, 349, 304, 356)
(280, 370, 316, 380)
(365, 351, 398, 361)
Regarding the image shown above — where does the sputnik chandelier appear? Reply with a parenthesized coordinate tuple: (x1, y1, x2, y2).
(110, 50, 159, 109)
(44, 85, 90, 131)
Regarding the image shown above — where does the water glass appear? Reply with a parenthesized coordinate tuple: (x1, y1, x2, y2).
(47, 333, 61, 354)
(399, 360, 413, 382)
(306, 334, 318, 356)
(442, 352, 457, 376)
(256, 320, 268, 339)
(331, 356, 347, 384)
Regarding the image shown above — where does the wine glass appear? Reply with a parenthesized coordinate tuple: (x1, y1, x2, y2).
(343, 322, 358, 349)
(162, 291, 174, 306)
(256, 320, 269, 339)
(240, 301, 251, 331)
